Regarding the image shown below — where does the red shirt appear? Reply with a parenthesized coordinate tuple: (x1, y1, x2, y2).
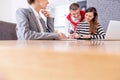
(67, 10, 85, 31)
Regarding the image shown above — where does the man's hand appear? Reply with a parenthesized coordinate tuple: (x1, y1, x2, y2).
(74, 33, 80, 38)
(41, 9, 51, 18)
(68, 34, 75, 39)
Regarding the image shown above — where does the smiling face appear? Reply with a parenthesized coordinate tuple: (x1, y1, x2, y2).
(70, 8, 80, 19)
(85, 7, 98, 34)
(85, 12, 94, 23)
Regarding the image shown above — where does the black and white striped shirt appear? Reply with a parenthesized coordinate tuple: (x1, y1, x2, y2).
(76, 22, 105, 39)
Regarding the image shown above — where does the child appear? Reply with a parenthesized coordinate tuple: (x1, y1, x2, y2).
(73, 7, 105, 39)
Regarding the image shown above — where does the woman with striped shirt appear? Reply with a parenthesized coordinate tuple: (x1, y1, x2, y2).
(70, 7, 105, 39)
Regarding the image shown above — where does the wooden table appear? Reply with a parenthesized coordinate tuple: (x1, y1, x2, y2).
(0, 40, 120, 80)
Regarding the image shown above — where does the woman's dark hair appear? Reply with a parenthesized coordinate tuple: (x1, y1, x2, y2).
(85, 7, 98, 34)
(69, 3, 80, 11)
(27, 0, 35, 5)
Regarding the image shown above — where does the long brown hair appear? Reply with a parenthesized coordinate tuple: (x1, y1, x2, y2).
(85, 7, 98, 34)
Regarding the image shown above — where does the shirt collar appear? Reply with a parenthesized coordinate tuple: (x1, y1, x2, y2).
(71, 15, 81, 23)
(30, 6, 40, 18)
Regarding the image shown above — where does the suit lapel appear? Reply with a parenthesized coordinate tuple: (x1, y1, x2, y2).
(39, 18, 47, 32)
(28, 8, 41, 32)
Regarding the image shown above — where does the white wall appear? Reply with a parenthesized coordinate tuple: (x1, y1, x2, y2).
(54, 4, 70, 27)
(0, 0, 83, 23)
(0, 0, 28, 23)
(11, 0, 28, 22)
(0, 0, 70, 23)
(0, 0, 12, 22)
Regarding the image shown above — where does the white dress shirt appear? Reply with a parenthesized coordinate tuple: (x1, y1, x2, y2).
(30, 6, 44, 32)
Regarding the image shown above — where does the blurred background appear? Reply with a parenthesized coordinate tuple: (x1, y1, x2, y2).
(0, 0, 120, 33)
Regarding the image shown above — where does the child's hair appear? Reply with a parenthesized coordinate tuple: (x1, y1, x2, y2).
(85, 7, 98, 34)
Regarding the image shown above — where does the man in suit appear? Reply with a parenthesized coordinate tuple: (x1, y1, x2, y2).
(16, 0, 66, 40)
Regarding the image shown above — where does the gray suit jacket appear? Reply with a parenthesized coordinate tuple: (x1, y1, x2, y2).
(16, 8, 59, 40)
